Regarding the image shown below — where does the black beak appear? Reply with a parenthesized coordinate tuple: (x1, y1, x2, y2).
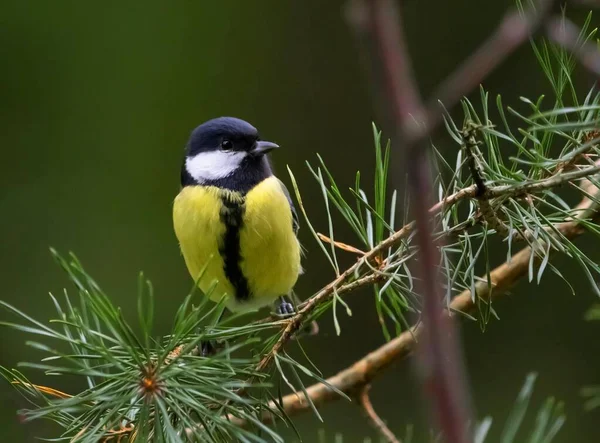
(251, 140, 279, 156)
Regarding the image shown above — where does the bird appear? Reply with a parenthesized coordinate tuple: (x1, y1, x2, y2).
(173, 117, 302, 319)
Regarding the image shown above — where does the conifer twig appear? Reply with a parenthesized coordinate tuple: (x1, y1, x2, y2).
(256, 161, 600, 371)
(244, 181, 600, 426)
(462, 122, 511, 237)
(255, 2, 597, 437)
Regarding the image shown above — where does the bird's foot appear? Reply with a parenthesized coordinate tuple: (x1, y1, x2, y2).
(273, 296, 295, 318)
(199, 340, 216, 357)
(198, 340, 228, 357)
(197, 309, 228, 357)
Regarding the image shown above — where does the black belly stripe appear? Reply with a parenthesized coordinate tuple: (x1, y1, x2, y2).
(219, 194, 251, 301)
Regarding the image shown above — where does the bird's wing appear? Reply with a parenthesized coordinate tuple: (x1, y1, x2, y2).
(278, 179, 300, 236)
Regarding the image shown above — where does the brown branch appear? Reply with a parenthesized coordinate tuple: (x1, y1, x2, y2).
(367, 0, 473, 439)
(359, 3, 571, 438)
(248, 183, 600, 426)
(358, 385, 402, 443)
(368, 0, 423, 121)
(345, 0, 557, 142)
(411, 0, 558, 143)
(405, 152, 472, 443)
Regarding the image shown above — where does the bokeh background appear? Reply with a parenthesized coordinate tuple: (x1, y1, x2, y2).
(1, 0, 599, 441)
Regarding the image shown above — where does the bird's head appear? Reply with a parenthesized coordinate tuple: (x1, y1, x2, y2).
(182, 117, 278, 187)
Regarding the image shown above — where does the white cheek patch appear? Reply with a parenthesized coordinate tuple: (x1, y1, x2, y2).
(186, 151, 247, 182)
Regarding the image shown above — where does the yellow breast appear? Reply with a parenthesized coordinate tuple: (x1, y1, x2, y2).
(172, 176, 301, 312)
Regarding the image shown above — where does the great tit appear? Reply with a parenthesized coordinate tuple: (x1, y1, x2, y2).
(173, 117, 301, 316)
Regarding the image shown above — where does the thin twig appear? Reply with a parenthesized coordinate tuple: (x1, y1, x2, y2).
(487, 163, 600, 197)
(358, 385, 402, 443)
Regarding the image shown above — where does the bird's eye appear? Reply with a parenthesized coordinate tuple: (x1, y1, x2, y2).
(221, 139, 233, 150)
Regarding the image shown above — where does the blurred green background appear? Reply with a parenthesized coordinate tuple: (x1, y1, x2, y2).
(1, 0, 599, 441)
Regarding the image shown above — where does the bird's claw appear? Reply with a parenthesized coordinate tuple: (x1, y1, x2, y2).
(199, 340, 216, 357)
(274, 298, 295, 317)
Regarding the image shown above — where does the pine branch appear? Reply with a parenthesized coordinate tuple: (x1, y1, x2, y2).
(243, 178, 600, 426)
(256, 160, 600, 372)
